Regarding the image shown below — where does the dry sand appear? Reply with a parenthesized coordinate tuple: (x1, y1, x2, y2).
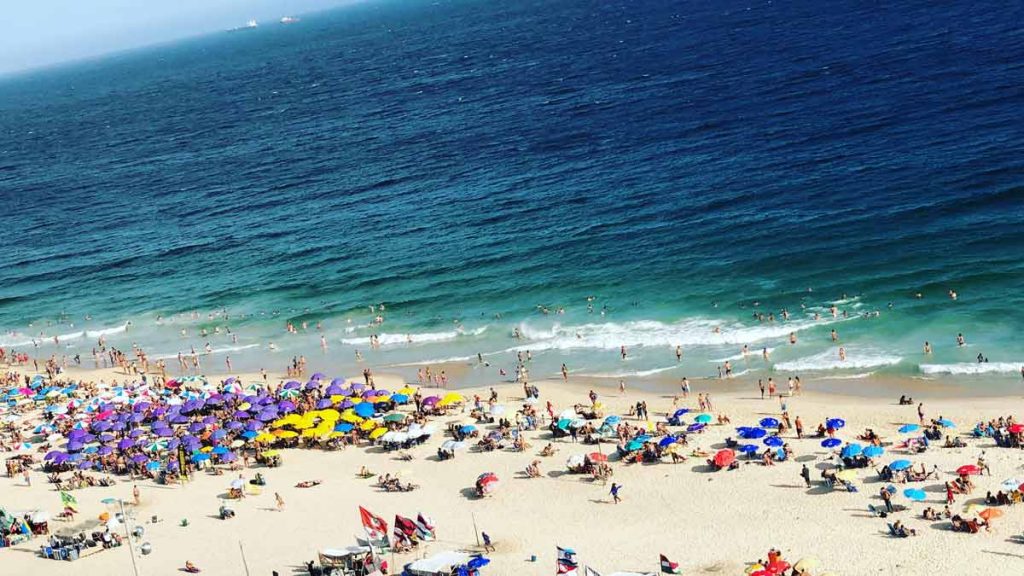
(4, 366, 1024, 575)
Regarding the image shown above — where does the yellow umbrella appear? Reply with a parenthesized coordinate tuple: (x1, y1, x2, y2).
(794, 557, 820, 572)
(396, 386, 417, 395)
(319, 409, 341, 421)
(441, 392, 465, 404)
(292, 420, 315, 430)
(835, 469, 857, 481)
(274, 430, 298, 439)
(262, 450, 280, 457)
(349, 397, 363, 404)
(369, 428, 387, 440)
(200, 446, 213, 453)
(254, 433, 276, 443)
(329, 431, 347, 439)
(300, 429, 318, 438)
(330, 395, 345, 404)
(359, 420, 378, 431)
(238, 402, 251, 411)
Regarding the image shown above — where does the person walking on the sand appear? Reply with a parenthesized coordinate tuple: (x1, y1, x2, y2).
(275, 492, 285, 511)
(610, 482, 622, 504)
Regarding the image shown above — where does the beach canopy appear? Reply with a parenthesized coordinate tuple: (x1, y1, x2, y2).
(712, 449, 736, 468)
(898, 424, 920, 434)
(889, 460, 912, 471)
(862, 445, 885, 458)
(903, 488, 926, 501)
(956, 464, 981, 476)
(840, 444, 863, 458)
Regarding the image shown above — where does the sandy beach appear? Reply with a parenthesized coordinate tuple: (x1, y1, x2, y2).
(4, 362, 1024, 576)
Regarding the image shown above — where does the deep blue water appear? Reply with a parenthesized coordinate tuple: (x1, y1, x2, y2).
(1, 0, 1022, 384)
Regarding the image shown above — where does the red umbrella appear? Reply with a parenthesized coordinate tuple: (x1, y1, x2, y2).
(957, 464, 981, 476)
(713, 449, 736, 468)
(1009, 424, 1024, 434)
(766, 560, 791, 574)
(587, 453, 608, 463)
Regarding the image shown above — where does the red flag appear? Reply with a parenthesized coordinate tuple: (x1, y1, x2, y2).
(359, 506, 388, 541)
(660, 554, 680, 574)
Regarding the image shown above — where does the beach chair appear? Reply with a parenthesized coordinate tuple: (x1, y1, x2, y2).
(246, 485, 262, 496)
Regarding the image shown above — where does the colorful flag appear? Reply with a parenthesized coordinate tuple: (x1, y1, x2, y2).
(60, 491, 78, 511)
(359, 506, 389, 542)
(660, 554, 680, 574)
(414, 513, 435, 540)
(584, 567, 602, 576)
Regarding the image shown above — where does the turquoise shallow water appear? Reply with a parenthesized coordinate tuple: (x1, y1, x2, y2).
(0, 0, 1022, 385)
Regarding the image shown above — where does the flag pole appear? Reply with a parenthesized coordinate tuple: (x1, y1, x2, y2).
(471, 512, 480, 547)
(119, 499, 141, 576)
(239, 541, 251, 576)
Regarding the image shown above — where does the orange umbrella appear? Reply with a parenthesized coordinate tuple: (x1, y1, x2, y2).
(979, 508, 1004, 521)
(713, 449, 736, 468)
(587, 453, 608, 463)
(957, 464, 981, 476)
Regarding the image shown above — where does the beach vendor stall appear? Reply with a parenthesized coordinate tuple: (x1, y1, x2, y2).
(317, 545, 377, 575)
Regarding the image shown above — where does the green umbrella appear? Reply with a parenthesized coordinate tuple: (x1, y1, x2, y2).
(383, 414, 406, 423)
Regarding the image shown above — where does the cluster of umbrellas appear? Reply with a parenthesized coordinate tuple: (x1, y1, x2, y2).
(26, 374, 441, 478)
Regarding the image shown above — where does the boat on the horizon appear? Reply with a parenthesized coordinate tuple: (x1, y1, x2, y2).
(229, 19, 258, 32)
(280, 16, 300, 24)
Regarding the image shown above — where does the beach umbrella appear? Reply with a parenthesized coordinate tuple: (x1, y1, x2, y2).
(862, 445, 884, 458)
(384, 414, 406, 423)
(658, 436, 678, 448)
(587, 452, 608, 463)
(167, 438, 181, 450)
(766, 560, 791, 574)
(936, 418, 955, 428)
(354, 403, 375, 418)
(275, 430, 298, 439)
(903, 488, 926, 501)
(211, 429, 229, 440)
(826, 418, 845, 429)
(694, 413, 712, 424)
(467, 556, 490, 569)
(764, 436, 784, 447)
(739, 444, 758, 454)
(117, 438, 135, 450)
(226, 421, 244, 430)
(889, 460, 912, 471)
(1000, 477, 1024, 491)
(240, 430, 258, 439)
(146, 440, 168, 452)
(759, 418, 779, 428)
(712, 449, 736, 468)
(390, 394, 409, 404)
(441, 440, 466, 451)
(131, 454, 149, 464)
(820, 438, 841, 448)
(687, 423, 705, 432)
(191, 453, 210, 463)
(369, 428, 388, 440)
(212, 445, 229, 455)
(422, 396, 440, 406)
(78, 461, 95, 470)
(979, 508, 1004, 521)
(460, 425, 477, 434)
(1009, 424, 1024, 434)
(476, 472, 499, 494)
(334, 423, 354, 433)
(898, 424, 920, 434)
(956, 464, 981, 476)
(841, 444, 863, 458)
(740, 427, 767, 440)
(604, 415, 622, 425)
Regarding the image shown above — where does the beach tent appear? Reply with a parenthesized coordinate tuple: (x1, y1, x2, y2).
(404, 551, 471, 576)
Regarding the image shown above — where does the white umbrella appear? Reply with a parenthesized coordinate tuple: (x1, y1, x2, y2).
(230, 479, 244, 490)
(441, 440, 466, 451)
(1001, 478, 1023, 491)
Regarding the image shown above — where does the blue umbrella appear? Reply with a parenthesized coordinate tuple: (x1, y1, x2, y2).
(658, 436, 678, 448)
(686, 423, 705, 432)
(212, 446, 229, 455)
(672, 409, 690, 418)
(863, 445, 884, 458)
(759, 418, 779, 428)
(353, 403, 375, 418)
(461, 425, 477, 434)
(903, 488, 926, 501)
(898, 424, 920, 434)
(841, 444, 863, 458)
(738, 444, 759, 454)
(764, 436, 784, 447)
(740, 427, 767, 439)
(821, 438, 841, 448)
(191, 453, 211, 463)
(605, 415, 622, 425)
(391, 394, 409, 404)
(826, 418, 846, 429)
(625, 440, 644, 452)
(890, 459, 912, 471)
(467, 557, 490, 569)
(240, 430, 258, 439)
(334, 423, 354, 433)
(937, 418, 955, 428)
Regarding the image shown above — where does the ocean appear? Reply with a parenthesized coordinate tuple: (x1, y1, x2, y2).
(1, 0, 1022, 387)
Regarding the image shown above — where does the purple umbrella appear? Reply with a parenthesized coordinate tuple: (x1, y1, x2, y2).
(68, 429, 87, 439)
(202, 415, 217, 425)
(52, 453, 71, 464)
(44, 451, 65, 461)
(315, 398, 333, 409)
(422, 396, 440, 406)
(311, 372, 326, 381)
(133, 401, 151, 412)
(152, 407, 168, 417)
(118, 438, 135, 450)
(206, 395, 224, 406)
(329, 377, 345, 386)
(245, 421, 264, 431)
(305, 381, 320, 391)
(92, 421, 112, 432)
(188, 423, 206, 434)
(283, 381, 300, 390)
(325, 384, 345, 396)
(224, 377, 237, 385)
(340, 399, 354, 409)
(233, 410, 250, 419)
(156, 428, 174, 438)
(129, 429, 146, 438)
(258, 411, 277, 422)
(67, 441, 84, 452)
(351, 382, 366, 392)
(225, 421, 244, 430)
(111, 421, 127, 431)
(169, 415, 189, 424)
(81, 433, 97, 443)
(129, 413, 145, 423)
(78, 461, 94, 470)
(278, 401, 296, 413)
(219, 451, 237, 462)
(97, 446, 113, 456)
(99, 433, 115, 442)
(687, 423, 706, 432)
(211, 429, 228, 440)
(166, 460, 179, 471)
(167, 438, 181, 450)
(131, 454, 149, 464)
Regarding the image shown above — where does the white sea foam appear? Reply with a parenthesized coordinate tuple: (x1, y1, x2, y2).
(711, 348, 774, 362)
(341, 326, 487, 347)
(513, 316, 852, 352)
(579, 365, 679, 378)
(920, 362, 1024, 375)
(391, 355, 478, 367)
(150, 343, 260, 360)
(820, 372, 876, 380)
(775, 348, 902, 372)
